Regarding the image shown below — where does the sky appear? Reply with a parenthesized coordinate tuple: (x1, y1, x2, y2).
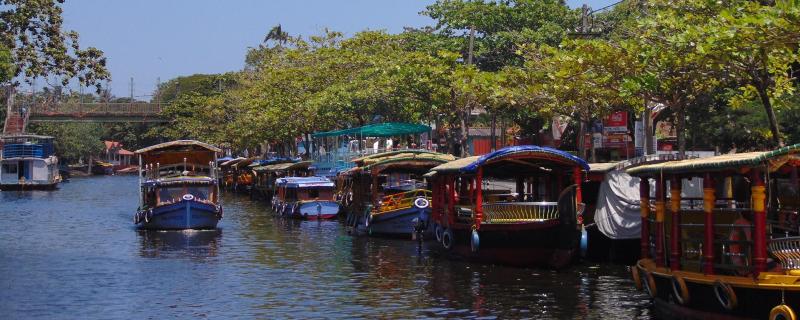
(58, 0, 616, 98)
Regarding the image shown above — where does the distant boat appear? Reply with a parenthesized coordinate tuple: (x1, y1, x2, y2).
(133, 140, 223, 230)
(0, 134, 62, 190)
(272, 176, 339, 220)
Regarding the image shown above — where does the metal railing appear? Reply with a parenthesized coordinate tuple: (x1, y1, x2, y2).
(769, 236, 800, 271)
(482, 201, 559, 223)
(376, 189, 431, 214)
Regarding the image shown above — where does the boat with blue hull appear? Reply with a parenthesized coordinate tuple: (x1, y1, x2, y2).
(272, 176, 339, 220)
(134, 140, 223, 230)
(341, 150, 456, 239)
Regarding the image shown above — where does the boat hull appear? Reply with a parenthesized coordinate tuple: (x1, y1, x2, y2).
(0, 182, 59, 191)
(275, 200, 339, 220)
(350, 206, 432, 239)
(437, 221, 580, 268)
(136, 200, 221, 230)
(635, 259, 800, 319)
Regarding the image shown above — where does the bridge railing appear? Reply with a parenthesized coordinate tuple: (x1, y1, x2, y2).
(29, 102, 163, 116)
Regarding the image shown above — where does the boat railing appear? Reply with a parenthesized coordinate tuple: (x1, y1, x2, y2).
(769, 236, 800, 271)
(482, 201, 559, 224)
(143, 163, 215, 179)
(376, 189, 432, 214)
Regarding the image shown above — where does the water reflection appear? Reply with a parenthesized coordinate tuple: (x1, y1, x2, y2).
(137, 229, 222, 259)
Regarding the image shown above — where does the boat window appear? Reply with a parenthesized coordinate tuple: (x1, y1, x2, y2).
(188, 185, 210, 200)
(2, 163, 17, 174)
(308, 188, 319, 198)
(158, 187, 184, 203)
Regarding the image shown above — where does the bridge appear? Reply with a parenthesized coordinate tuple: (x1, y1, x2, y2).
(4, 89, 168, 134)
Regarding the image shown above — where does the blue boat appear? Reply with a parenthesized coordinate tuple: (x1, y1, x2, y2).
(134, 140, 223, 230)
(342, 150, 456, 239)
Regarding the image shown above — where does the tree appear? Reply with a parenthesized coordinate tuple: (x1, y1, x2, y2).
(0, 0, 109, 88)
(514, 39, 641, 160)
(700, 0, 800, 147)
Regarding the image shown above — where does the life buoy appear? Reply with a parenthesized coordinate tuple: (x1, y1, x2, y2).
(434, 223, 443, 242)
(414, 197, 430, 209)
(671, 275, 690, 305)
(642, 271, 657, 298)
(713, 280, 738, 311)
(441, 228, 454, 250)
(631, 266, 642, 291)
(770, 304, 797, 320)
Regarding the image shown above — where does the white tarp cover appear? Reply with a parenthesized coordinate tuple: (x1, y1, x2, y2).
(595, 170, 644, 239)
(595, 169, 703, 239)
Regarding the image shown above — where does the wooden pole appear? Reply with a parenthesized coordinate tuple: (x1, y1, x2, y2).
(655, 175, 666, 267)
(475, 167, 484, 229)
(640, 177, 650, 259)
(703, 173, 715, 274)
(670, 177, 682, 270)
(751, 169, 767, 274)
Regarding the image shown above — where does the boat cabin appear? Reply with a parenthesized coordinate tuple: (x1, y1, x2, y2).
(0, 135, 61, 190)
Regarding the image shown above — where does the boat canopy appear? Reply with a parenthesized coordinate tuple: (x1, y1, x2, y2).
(135, 140, 221, 166)
(254, 161, 311, 173)
(275, 176, 335, 188)
(626, 143, 800, 176)
(358, 151, 456, 173)
(220, 157, 247, 167)
(142, 176, 215, 187)
(311, 122, 431, 138)
(428, 145, 589, 178)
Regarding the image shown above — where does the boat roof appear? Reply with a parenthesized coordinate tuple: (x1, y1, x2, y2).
(135, 140, 220, 166)
(254, 160, 311, 173)
(275, 176, 335, 188)
(311, 122, 431, 138)
(135, 140, 221, 154)
(428, 145, 589, 178)
(0, 134, 54, 140)
(627, 143, 800, 176)
(142, 175, 215, 186)
(359, 151, 456, 173)
(220, 157, 247, 167)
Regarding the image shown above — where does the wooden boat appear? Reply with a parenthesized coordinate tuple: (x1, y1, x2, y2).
(310, 122, 434, 178)
(342, 150, 456, 239)
(272, 176, 339, 220)
(0, 134, 61, 190)
(426, 145, 588, 268)
(134, 140, 223, 230)
(583, 155, 693, 264)
(252, 160, 310, 201)
(627, 144, 800, 319)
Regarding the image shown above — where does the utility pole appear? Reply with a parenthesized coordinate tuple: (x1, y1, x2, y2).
(130, 77, 135, 102)
(460, 26, 476, 157)
(155, 77, 161, 105)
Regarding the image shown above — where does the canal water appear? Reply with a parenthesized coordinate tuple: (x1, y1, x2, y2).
(0, 176, 654, 319)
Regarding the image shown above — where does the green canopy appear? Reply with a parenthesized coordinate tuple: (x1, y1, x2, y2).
(311, 122, 431, 138)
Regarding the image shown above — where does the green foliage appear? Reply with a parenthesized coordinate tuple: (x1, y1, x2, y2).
(27, 122, 105, 163)
(0, 44, 13, 84)
(0, 0, 109, 88)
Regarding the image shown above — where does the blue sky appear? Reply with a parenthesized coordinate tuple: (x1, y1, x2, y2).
(59, 0, 616, 98)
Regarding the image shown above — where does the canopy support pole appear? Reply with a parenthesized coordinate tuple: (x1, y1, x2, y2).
(670, 177, 682, 270)
(703, 173, 715, 275)
(751, 169, 767, 274)
(475, 167, 483, 230)
(640, 177, 650, 259)
(655, 175, 666, 267)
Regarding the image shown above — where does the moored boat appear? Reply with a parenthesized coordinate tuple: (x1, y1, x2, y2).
(0, 134, 61, 190)
(272, 176, 339, 220)
(342, 150, 456, 239)
(134, 140, 223, 230)
(426, 145, 588, 268)
(627, 143, 800, 319)
(252, 160, 310, 201)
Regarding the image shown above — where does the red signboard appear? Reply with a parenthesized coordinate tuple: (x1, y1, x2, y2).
(603, 112, 628, 133)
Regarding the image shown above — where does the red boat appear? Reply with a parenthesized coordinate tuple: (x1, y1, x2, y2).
(426, 145, 589, 268)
